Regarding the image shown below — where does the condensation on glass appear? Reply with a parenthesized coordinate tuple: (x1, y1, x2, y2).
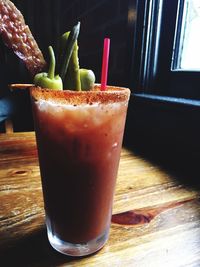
(172, 0, 200, 71)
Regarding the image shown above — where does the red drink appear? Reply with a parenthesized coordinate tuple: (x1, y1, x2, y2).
(31, 85, 130, 256)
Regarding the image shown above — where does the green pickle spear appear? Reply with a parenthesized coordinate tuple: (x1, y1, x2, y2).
(58, 22, 95, 91)
(62, 32, 81, 91)
(34, 46, 63, 90)
(59, 22, 81, 85)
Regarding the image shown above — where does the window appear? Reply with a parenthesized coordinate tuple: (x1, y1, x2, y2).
(172, 0, 200, 71)
(125, 0, 200, 158)
(130, 0, 200, 100)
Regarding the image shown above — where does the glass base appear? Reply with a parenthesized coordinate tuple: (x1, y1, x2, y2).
(47, 226, 110, 256)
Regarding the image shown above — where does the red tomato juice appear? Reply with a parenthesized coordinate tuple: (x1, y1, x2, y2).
(31, 85, 130, 247)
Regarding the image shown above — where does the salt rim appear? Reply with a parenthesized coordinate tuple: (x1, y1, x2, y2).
(30, 85, 130, 106)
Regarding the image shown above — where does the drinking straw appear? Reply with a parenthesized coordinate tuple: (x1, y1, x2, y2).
(101, 38, 110, 91)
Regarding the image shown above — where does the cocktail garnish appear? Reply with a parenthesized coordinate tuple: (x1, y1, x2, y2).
(79, 69, 96, 91)
(59, 22, 81, 84)
(34, 46, 63, 90)
(0, 0, 46, 76)
(0, 1, 96, 91)
(57, 22, 95, 91)
(60, 31, 81, 91)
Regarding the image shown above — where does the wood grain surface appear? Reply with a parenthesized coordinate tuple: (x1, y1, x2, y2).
(0, 132, 200, 267)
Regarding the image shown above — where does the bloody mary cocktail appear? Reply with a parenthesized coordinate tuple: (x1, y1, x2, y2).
(31, 85, 130, 256)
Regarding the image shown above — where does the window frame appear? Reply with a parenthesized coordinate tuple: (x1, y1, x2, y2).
(125, 0, 200, 158)
(128, 0, 200, 101)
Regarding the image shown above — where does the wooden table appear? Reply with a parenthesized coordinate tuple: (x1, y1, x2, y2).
(0, 132, 200, 267)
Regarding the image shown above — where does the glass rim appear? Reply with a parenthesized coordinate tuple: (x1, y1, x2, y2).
(30, 84, 130, 106)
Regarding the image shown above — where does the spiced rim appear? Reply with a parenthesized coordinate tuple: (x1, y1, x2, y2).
(30, 84, 130, 105)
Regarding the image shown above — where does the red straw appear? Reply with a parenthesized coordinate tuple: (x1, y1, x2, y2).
(101, 38, 110, 91)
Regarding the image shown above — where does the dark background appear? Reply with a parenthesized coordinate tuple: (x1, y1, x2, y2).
(0, 0, 131, 131)
(0, 0, 131, 95)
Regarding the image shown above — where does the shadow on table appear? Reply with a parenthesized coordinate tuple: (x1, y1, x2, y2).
(0, 229, 86, 267)
(124, 96, 200, 191)
(124, 137, 200, 191)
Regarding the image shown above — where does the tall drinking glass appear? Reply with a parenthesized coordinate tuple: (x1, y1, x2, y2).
(30, 85, 130, 256)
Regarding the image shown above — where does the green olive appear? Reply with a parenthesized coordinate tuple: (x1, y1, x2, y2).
(80, 69, 95, 91)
